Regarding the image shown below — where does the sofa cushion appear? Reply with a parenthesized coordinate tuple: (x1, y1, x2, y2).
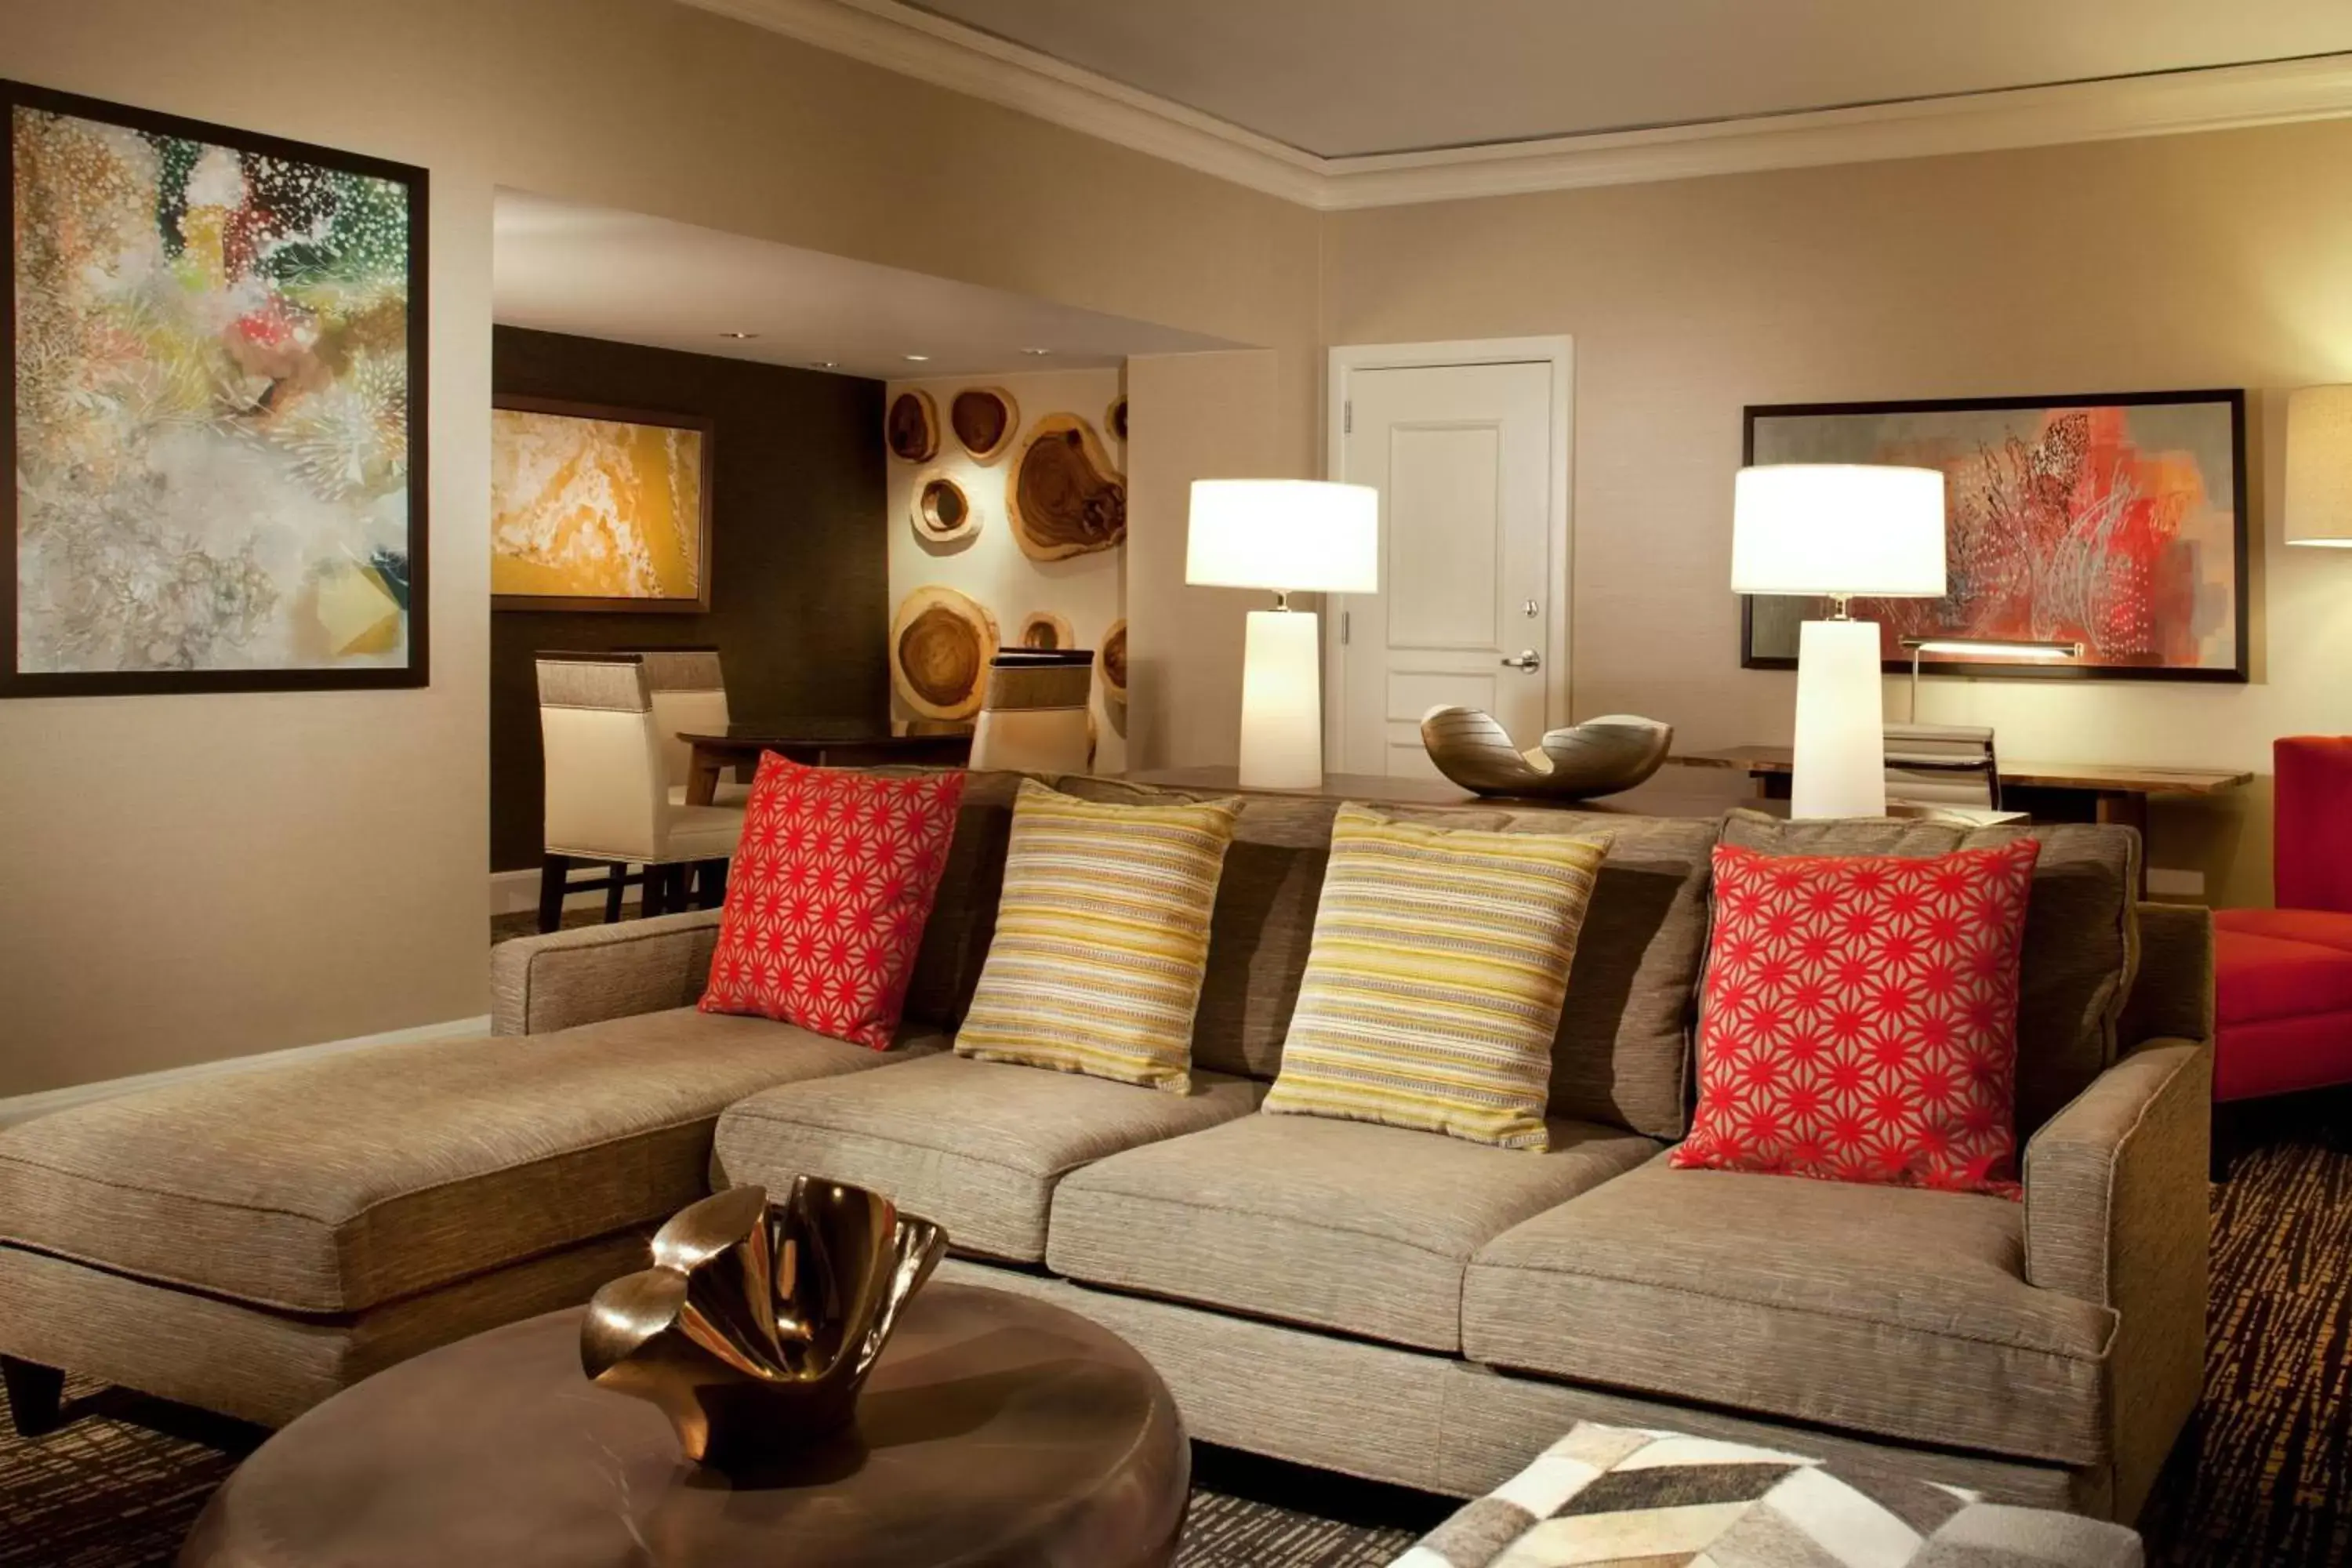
(1047, 1111, 1657, 1352)
(2214, 907, 2352, 958)
(712, 1052, 1264, 1261)
(1264, 806, 1613, 1149)
(956, 780, 1240, 1093)
(1720, 811, 2138, 1137)
(1461, 1154, 2114, 1465)
(0, 1010, 927, 1315)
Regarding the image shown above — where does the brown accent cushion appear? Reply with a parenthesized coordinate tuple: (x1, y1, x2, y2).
(0, 1011, 932, 1314)
(1719, 810, 2140, 1136)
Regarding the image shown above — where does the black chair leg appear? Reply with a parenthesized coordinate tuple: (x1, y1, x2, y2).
(696, 859, 728, 909)
(604, 866, 627, 924)
(536, 855, 572, 935)
(642, 866, 669, 920)
(2, 1356, 66, 1438)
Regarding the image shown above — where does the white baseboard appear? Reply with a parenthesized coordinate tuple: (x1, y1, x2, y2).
(0, 1015, 493, 1129)
(489, 867, 645, 917)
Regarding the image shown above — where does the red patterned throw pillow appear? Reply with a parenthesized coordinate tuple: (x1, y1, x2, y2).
(1673, 838, 2042, 1196)
(698, 755, 967, 1049)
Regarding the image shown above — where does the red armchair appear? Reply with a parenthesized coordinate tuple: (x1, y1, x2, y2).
(2212, 737, 2352, 1106)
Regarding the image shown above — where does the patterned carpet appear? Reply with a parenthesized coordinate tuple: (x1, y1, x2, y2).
(5, 1108, 2349, 1566)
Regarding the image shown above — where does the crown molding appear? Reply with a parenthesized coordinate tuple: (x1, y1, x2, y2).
(682, 0, 2352, 212)
(680, 0, 1325, 205)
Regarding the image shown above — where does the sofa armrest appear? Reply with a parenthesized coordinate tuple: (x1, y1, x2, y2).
(488, 910, 723, 1036)
(2024, 1038, 2210, 1303)
(2023, 1036, 2210, 1523)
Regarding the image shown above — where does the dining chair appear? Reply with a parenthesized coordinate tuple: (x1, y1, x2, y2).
(624, 645, 750, 807)
(968, 648, 1094, 774)
(535, 652, 747, 932)
(1882, 722, 2000, 810)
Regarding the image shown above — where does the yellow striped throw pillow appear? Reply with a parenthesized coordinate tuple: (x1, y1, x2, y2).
(1263, 804, 1613, 1149)
(956, 780, 1241, 1093)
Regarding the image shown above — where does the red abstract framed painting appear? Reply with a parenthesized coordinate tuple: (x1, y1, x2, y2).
(1741, 390, 2249, 683)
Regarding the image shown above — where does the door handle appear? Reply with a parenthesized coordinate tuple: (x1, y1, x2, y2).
(1500, 650, 1542, 671)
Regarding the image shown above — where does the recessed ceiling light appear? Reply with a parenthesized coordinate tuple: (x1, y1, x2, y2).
(903, 354, 930, 363)
(718, 331, 760, 340)
(808, 360, 839, 370)
(1022, 347, 1053, 356)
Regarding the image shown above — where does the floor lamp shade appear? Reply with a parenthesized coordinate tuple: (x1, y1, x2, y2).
(2286, 385, 2352, 546)
(1733, 464, 1947, 818)
(1187, 481, 1378, 789)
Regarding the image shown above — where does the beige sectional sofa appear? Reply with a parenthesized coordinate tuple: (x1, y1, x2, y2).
(0, 772, 2209, 1527)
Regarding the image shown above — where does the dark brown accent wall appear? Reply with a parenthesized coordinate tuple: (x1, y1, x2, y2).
(490, 327, 885, 872)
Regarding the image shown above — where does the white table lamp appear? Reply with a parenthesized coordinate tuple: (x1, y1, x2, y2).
(1733, 464, 1947, 818)
(2287, 385, 2352, 546)
(1188, 480, 1378, 789)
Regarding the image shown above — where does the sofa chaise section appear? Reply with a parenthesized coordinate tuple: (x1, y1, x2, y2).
(0, 914, 923, 1428)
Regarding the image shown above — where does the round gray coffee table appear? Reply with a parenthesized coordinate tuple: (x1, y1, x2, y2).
(179, 1283, 1188, 1567)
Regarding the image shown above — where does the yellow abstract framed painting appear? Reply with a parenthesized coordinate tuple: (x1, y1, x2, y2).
(491, 396, 713, 612)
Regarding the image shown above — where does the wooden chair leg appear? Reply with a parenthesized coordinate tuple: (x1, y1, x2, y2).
(642, 866, 669, 920)
(2, 1355, 66, 1438)
(604, 866, 627, 924)
(536, 855, 572, 935)
(696, 859, 728, 909)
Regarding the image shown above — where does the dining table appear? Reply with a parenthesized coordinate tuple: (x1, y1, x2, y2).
(679, 720, 974, 806)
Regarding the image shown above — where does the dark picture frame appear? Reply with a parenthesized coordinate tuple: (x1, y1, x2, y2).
(490, 395, 717, 615)
(2, 78, 430, 699)
(1740, 389, 2250, 684)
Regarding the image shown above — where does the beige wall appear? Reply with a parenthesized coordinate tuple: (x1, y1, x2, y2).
(0, 0, 1320, 1098)
(1323, 122, 2352, 905)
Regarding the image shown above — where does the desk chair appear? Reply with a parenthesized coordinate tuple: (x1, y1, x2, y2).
(1883, 723, 2000, 811)
(535, 652, 746, 932)
(969, 648, 1094, 774)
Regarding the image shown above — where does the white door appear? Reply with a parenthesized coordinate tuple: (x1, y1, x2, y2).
(1333, 360, 1559, 779)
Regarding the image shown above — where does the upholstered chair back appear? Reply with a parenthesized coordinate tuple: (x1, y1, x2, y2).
(537, 654, 669, 865)
(2274, 735, 2352, 913)
(970, 651, 1092, 774)
(1882, 722, 1999, 809)
(629, 647, 731, 792)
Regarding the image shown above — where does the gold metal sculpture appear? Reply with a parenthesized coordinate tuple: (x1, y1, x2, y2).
(580, 1179, 948, 1465)
(1420, 707, 1674, 800)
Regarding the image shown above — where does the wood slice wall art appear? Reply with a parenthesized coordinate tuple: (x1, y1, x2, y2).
(1008, 415, 1126, 562)
(1105, 395, 1127, 445)
(1017, 611, 1074, 651)
(1097, 619, 1127, 735)
(891, 584, 997, 720)
(885, 390, 938, 463)
(949, 387, 1020, 463)
(910, 471, 978, 546)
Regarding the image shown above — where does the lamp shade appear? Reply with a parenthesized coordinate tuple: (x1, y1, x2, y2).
(1731, 464, 1947, 597)
(1187, 480, 1379, 593)
(2286, 384, 2352, 546)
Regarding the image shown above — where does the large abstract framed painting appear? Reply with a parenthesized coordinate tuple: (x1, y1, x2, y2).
(3, 81, 427, 698)
(1741, 390, 2249, 683)
(490, 397, 713, 613)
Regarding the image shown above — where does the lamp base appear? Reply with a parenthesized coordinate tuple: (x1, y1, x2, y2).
(1239, 609, 1323, 790)
(1791, 619, 1886, 819)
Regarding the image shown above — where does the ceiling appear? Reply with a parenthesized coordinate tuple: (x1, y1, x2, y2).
(903, 0, 2352, 158)
(492, 191, 1239, 379)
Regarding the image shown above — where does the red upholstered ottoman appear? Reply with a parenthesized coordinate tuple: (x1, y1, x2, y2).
(2213, 738, 2352, 1108)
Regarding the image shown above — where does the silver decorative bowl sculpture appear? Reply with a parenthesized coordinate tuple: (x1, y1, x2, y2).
(580, 1178, 948, 1466)
(1421, 707, 1674, 800)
